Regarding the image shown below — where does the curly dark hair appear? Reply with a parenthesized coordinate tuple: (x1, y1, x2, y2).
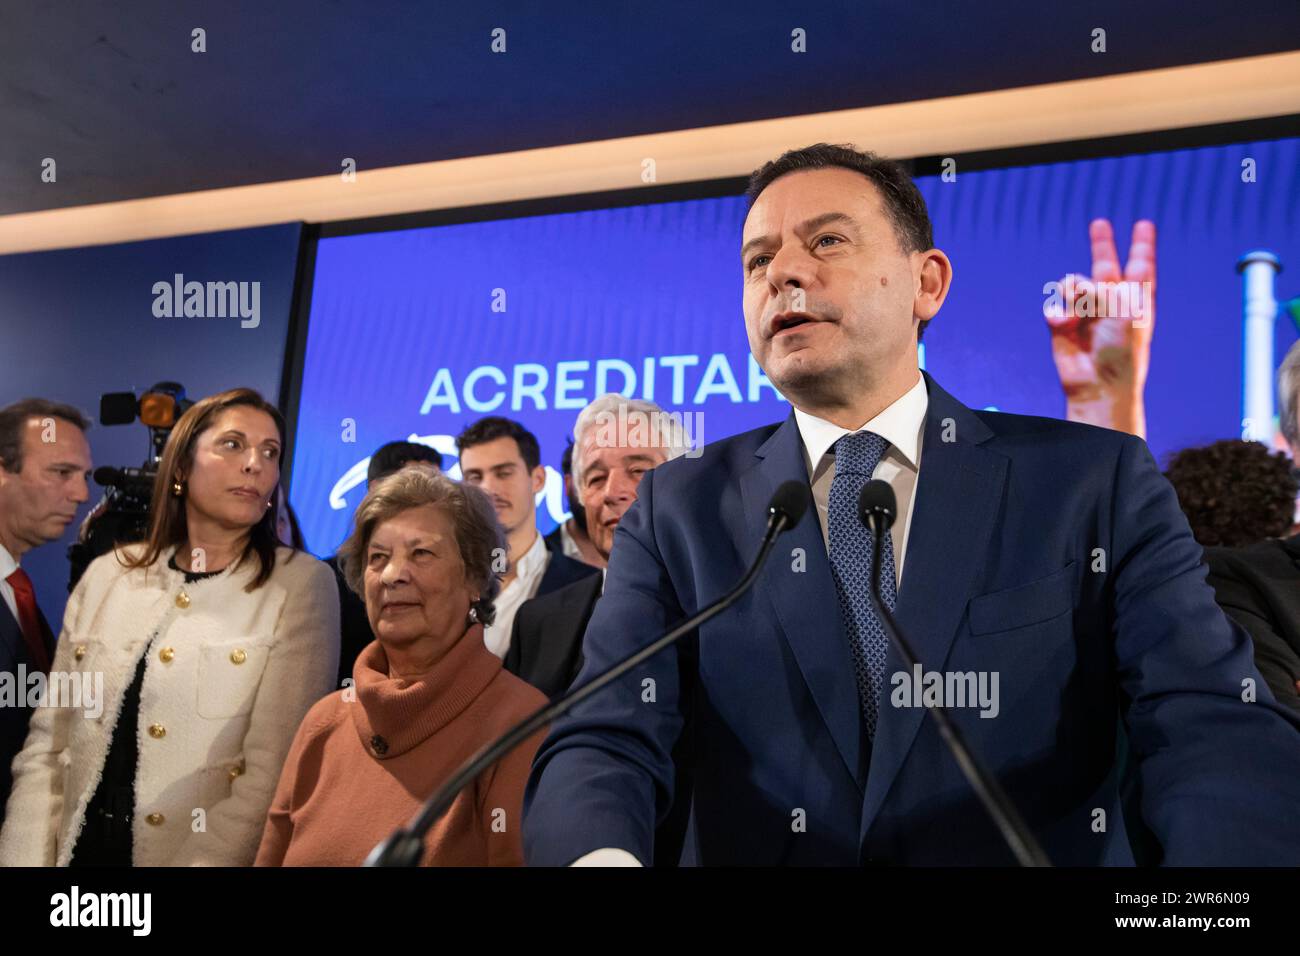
(1164, 440, 1297, 548)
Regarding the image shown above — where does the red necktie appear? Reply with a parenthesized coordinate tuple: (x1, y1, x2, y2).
(6, 568, 52, 675)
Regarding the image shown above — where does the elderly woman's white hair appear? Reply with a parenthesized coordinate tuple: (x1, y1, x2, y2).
(571, 393, 692, 491)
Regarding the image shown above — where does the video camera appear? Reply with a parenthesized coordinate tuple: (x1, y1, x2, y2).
(67, 382, 193, 590)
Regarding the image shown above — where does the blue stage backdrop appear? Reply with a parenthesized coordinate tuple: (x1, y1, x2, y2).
(291, 135, 1300, 557)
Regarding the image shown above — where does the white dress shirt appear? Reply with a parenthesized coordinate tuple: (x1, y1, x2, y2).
(571, 373, 929, 868)
(557, 521, 583, 562)
(0, 542, 20, 625)
(793, 371, 928, 588)
(483, 531, 551, 659)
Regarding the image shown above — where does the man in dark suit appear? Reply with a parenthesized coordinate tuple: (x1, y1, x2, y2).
(506, 572, 602, 700)
(506, 396, 687, 699)
(1205, 536, 1300, 714)
(523, 144, 1300, 866)
(0, 399, 92, 827)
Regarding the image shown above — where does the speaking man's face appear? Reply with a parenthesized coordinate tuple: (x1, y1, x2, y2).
(741, 168, 934, 411)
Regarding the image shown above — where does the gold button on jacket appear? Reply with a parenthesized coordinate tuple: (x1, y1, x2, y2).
(175, 590, 190, 609)
(229, 648, 247, 665)
(159, 647, 175, 663)
(146, 813, 165, 826)
(73, 645, 87, 661)
(148, 723, 166, 739)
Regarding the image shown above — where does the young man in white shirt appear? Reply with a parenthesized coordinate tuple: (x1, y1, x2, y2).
(457, 417, 596, 659)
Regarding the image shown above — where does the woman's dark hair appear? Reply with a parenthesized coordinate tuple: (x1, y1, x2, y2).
(1164, 439, 1297, 548)
(119, 387, 291, 590)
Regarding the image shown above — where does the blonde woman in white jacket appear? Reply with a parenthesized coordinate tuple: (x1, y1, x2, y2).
(0, 388, 339, 866)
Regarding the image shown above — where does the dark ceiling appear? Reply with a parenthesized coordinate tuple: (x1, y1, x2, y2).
(3, 0, 1298, 217)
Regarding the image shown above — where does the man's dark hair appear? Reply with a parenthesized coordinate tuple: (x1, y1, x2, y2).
(456, 416, 541, 472)
(1164, 439, 1298, 548)
(560, 436, 574, 476)
(558, 436, 588, 533)
(746, 143, 936, 341)
(367, 440, 444, 484)
(0, 398, 90, 474)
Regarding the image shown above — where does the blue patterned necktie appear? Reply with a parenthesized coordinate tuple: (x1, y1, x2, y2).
(827, 431, 897, 740)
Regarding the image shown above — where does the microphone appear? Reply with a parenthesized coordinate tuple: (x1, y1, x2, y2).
(857, 479, 1051, 867)
(365, 480, 809, 866)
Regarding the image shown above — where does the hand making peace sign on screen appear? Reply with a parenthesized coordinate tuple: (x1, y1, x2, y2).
(1044, 218, 1156, 438)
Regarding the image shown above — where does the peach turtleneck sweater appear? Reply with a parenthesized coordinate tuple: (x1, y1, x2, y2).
(255, 624, 548, 867)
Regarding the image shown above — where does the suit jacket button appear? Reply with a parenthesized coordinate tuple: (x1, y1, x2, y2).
(159, 647, 175, 663)
(175, 591, 191, 609)
(370, 734, 388, 756)
(228, 763, 245, 782)
(145, 813, 165, 826)
(230, 648, 247, 664)
(73, 645, 87, 661)
(148, 723, 166, 739)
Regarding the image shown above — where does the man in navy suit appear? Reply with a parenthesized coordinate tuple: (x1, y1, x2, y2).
(0, 399, 92, 827)
(522, 144, 1300, 866)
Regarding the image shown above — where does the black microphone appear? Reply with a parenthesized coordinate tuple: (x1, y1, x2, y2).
(365, 480, 809, 866)
(857, 479, 1052, 867)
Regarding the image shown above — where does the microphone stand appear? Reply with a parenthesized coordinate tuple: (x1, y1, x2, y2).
(863, 508, 1052, 867)
(366, 496, 801, 866)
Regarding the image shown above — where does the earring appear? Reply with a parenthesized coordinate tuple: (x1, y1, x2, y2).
(171, 479, 183, 497)
(467, 605, 479, 625)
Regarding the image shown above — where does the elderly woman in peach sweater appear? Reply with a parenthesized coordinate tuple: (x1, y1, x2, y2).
(256, 467, 547, 866)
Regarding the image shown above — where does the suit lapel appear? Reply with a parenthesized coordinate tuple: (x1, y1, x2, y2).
(740, 413, 867, 791)
(0, 599, 22, 666)
(0, 596, 53, 672)
(859, 373, 1007, 839)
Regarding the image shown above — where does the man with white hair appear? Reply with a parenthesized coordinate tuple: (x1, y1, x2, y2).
(504, 393, 689, 699)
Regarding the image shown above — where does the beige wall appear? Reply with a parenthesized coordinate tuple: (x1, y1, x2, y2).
(2, 50, 1297, 254)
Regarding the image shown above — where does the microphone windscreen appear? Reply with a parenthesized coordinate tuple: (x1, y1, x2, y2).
(769, 480, 809, 530)
(858, 479, 897, 529)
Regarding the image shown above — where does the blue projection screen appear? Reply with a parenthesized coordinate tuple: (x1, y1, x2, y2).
(291, 135, 1300, 557)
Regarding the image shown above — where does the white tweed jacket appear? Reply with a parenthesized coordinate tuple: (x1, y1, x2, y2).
(0, 542, 339, 866)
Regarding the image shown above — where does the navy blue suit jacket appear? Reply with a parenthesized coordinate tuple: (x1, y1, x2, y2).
(0, 587, 55, 830)
(523, 373, 1300, 866)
